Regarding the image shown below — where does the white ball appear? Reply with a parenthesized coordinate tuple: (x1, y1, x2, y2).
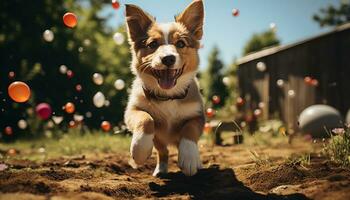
(288, 89, 295, 98)
(256, 62, 267, 72)
(59, 65, 68, 74)
(93, 92, 106, 108)
(104, 100, 110, 107)
(276, 79, 284, 88)
(52, 116, 63, 124)
(92, 73, 104, 85)
(270, 22, 277, 31)
(43, 30, 54, 42)
(113, 32, 125, 45)
(114, 79, 125, 90)
(17, 119, 27, 129)
(222, 76, 231, 86)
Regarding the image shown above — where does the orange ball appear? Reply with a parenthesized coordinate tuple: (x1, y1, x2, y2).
(203, 122, 212, 133)
(8, 81, 31, 103)
(63, 12, 77, 28)
(7, 148, 17, 156)
(101, 121, 111, 132)
(65, 102, 75, 114)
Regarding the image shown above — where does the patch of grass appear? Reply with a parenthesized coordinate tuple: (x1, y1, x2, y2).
(323, 127, 350, 167)
(0, 129, 131, 162)
(249, 150, 270, 166)
(286, 153, 311, 168)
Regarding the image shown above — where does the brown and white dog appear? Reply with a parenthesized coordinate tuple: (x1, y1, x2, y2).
(124, 0, 205, 176)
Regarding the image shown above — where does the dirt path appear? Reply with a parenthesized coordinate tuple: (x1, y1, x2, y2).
(1, 138, 350, 200)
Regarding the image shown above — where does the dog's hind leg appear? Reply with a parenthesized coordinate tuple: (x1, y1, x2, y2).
(153, 136, 169, 176)
(125, 109, 155, 166)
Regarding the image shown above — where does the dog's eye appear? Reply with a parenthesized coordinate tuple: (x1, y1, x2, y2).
(176, 40, 186, 48)
(147, 41, 159, 49)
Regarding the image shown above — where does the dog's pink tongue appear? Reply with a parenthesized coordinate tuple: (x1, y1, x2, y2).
(158, 70, 176, 89)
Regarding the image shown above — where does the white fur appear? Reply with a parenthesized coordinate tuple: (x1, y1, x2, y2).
(158, 23, 172, 44)
(153, 162, 168, 176)
(130, 133, 154, 165)
(178, 138, 202, 176)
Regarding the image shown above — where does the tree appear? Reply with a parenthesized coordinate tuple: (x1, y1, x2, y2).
(200, 46, 228, 108)
(243, 30, 280, 56)
(313, 1, 350, 27)
(0, 0, 132, 140)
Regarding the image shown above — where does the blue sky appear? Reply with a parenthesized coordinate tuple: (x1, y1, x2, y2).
(104, 0, 341, 69)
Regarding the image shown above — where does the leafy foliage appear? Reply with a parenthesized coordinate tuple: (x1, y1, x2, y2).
(243, 30, 280, 56)
(0, 0, 132, 140)
(313, 2, 350, 27)
(324, 127, 350, 166)
(200, 46, 228, 108)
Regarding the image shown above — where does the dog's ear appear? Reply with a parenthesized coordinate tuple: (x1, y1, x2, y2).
(125, 4, 155, 42)
(176, 0, 204, 40)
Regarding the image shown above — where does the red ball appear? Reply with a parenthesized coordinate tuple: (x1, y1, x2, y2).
(311, 79, 319, 87)
(232, 8, 239, 17)
(206, 108, 215, 118)
(236, 97, 245, 106)
(67, 70, 74, 79)
(212, 95, 221, 104)
(304, 76, 312, 85)
(112, 0, 120, 9)
(75, 84, 82, 92)
(8, 71, 15, 79)
(63, 12, 77, 28)
(36, 103, 52, 120)
(4, 126, 13, 135)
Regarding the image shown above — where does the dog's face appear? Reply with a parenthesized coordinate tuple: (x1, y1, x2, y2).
(125, 0, 204, 95)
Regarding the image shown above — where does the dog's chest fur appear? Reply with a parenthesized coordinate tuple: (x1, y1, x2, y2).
(153, 100, 201, 129)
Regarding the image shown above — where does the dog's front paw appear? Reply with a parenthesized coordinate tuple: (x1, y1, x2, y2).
(178, 138, 202, 176)
(130, 133, 154, 165)
(152, 162, 168, 177)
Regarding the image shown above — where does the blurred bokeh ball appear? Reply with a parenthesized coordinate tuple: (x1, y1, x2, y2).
(298, 104, 343, 138)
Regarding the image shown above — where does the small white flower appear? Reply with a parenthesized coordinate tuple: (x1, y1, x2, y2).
(332, 128, 345, 136)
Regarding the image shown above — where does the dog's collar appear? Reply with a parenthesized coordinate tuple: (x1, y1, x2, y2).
(143, 85, 190, 101)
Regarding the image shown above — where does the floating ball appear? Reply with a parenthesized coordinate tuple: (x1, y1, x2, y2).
(298, 105, 342, 138)
(68, 120, 76, 128)
(114, 79, 125, 90)
(232, 8, 239, 17)
(311, 79, 319, 87)
(65, 102, 75, 114)
(222, 76, 230, 86)
(8, 81, 31, 103)
(75, 84, 82, 92)
(287, 90, 295, 98)
(269, 22, 277, 31)
(113, 32, 125, 45)
(67, 70, 74, 78)
(254, 108, 262, 117)
(203, 122, 212, 133)
(63, 12, 77, 28)
(59, 65, 68, 74)
(73, 114, 84, 122)
(43, 29, 54, 42)
(17, 119, 28, 129)
(212, 95, 221, 104)
(256, 61, 267, 72)
(304, 76, 312, 85)
(8, 71, 15, 79)
(4, 126, 13, 135)
(92, 73, 103, 85)
(93, 92, 105, 108)
(7, 148, 17, 156)
(101, 121, 111, 132)
(111, 0, 120, 9)
(276, 79, 284, 88)
(52, 116, 64, 124)
(36, 103, 52, 120)
(236, 97, 245, 106)
(206, 108, 215, 118)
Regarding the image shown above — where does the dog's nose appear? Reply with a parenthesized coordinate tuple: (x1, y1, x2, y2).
(161, 55, 176, 67)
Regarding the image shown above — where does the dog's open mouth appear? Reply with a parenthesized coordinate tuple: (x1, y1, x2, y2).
(151, 67, 183, 89)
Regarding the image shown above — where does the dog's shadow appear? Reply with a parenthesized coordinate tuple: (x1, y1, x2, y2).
(149, 165, 310, 200)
